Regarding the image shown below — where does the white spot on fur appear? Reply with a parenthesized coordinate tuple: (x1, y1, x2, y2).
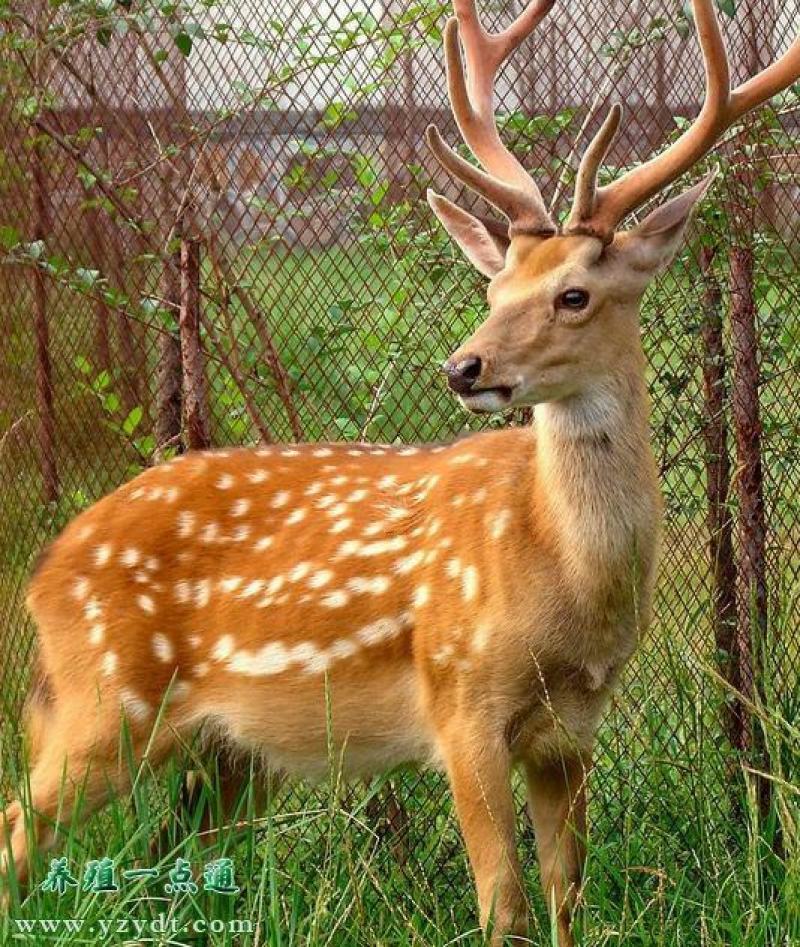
(347, 575, 390, 596)
(472, 621, 491, 653)
(271, 491, 290, 508)
(72, 577, 90, 601)
(188, 635, 202, 648)
(93, 544, 112, 567)
(304, 482, 323, 496)
(200, 522, 220, 544)
(308, 569, 333, 589)
(346, 489, 368, 503)
(281, 448, 300, 457)
(355, 613, 412, 645)
(239, 579, 264, 599)
(337, 539, 363, 557)
(137, 594, 156, 615)
(174, 580, 191, 604)
(413, 584, 430, 608)
(313, 448, 333, 457)
(176, 510, 196, 538)
(120, 688, 151, 722)
(462, 566, 479, 602)
(213, 635, 235, 661)
(359, 537, 407, 557)
(145, 557, 159, 572)
(329, 518, 352, 534)
(220, 575, 243, 593)
(152, 633, 174, 663)
(446, 558, 462, 579)
(316, 495, 337, 510)
(286, 508, 307, 526)
(164, 486, 180, 504)
(120, 548, 140, 568)
(247, 469, 269, 484)
(101, 651, 117, 676)
(491, 508, 512, 539)
(84, 598, 102, 621)
(194, 579, 211, 608)
(449, 454, 475, 465)
(231, 524, 251, 542)
(216, 474, 235, 490)
(398, 447, 418, 456)
(289, 562, 311, 582)
(327, 503, 348, 518)
(89, 623, 105, 646)
(321, 589, 350, 608)
(378, 475, 398, 490)
(330, 475, 349, 487)
(231, 498, 251, 517)
(395, 550, 424, 574)
(254, 536, 274, 552)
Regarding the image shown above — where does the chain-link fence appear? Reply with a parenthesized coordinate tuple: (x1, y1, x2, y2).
(1, 0, 798, 939)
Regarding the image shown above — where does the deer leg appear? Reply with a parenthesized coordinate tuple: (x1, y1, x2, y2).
(523, 753, 590, 947)
(440, 722, 527, 943)
(1, 705, 174, 902)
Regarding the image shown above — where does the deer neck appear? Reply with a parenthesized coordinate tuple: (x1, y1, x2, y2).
(532, 353, 659, 586)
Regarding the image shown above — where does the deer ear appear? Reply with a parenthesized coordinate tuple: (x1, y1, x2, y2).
(427, 190, 509, 277)
(613, 169, 717, 274)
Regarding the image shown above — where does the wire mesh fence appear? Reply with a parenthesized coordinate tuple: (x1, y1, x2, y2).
(0, 0, 798, 936)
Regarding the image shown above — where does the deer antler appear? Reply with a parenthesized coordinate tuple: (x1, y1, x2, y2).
(426, 0, 557, 237)
(565, 0, 800, 241)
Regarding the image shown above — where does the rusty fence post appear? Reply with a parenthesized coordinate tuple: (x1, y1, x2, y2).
(699, 246, 745, 765)
(31, 138, 59, 504)
(179, 238, 211, 450)
(155, 246, 183, 459)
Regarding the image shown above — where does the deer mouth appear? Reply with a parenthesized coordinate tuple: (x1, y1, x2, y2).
(459, 385, 515, 413)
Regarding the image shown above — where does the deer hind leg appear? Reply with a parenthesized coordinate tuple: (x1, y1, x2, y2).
(151, 752, 278, 858)
(439, 719, 527, 944)
(523, 753, 590, 947)
(1, 698, 176, 898)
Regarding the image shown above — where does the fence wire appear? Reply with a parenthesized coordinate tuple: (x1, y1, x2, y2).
(0, 0, 798, 931)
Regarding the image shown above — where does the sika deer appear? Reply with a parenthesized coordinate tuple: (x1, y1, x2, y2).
(3, 1, 799, 943)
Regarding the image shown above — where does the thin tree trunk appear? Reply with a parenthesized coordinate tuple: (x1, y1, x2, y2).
(155, 248, 183, 458)
(727, 142, 771, 823)
(31, 140, 58, 503)
(699, 247, 744, 760)
(179, 238, 211, 450)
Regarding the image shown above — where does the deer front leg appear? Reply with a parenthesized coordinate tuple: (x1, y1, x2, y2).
(523, 753, 590, 947)
(440, 722, 527, 944)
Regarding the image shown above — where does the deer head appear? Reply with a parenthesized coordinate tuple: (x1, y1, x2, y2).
(428, 0, 800, 414)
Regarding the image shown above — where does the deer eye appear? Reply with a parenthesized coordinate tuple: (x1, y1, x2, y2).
(559, 288, 590, 310)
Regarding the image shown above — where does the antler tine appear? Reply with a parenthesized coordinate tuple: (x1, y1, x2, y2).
(427, 0, 557, 236)
(572, 0, 800, 241)
(565, 103, 622, 235)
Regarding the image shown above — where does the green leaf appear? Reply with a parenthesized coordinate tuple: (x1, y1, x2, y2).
(716, 0, 736, 16)
(122, 405, 143, 435)
(102, 392, 121, 413)
(174, 31, 192, 56)
(74, 355, 92, 376)
(0, 225, 20, 249)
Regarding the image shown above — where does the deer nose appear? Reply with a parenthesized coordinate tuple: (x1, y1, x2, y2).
(442, 356, 482, 394)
